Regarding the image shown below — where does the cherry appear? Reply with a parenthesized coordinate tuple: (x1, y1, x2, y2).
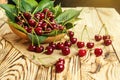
(61, 46, 70, 56)
(17, 21, 23, 26)
(42, 8, 49, 14)
(55, 63, 64, 73)
(47, 12, 54, 18)
(58, 58, 65, 64)
(95, 34, 102, 41)
(40, 13, 45, 19)
(86, 42, 94, 48)
(58, 25, 64, 30)
(27, 27, 32, 33)
(49, 42, 56, 49)
(37, 21, 43, 27)
(34, 27, 42, 35)
(28, 44, 36, 51)
(24, 26, 29, 31)
(15, 16, 22, 22)
(64, 41, 72, 47)
(94, 48, 103, 57)
(28, 19, 36, 27)
(104, 39, 112, 46)
(56, 42, 64, 50)
(41, 22, 47, 29)
(70, 37, 77, 44)
(35, 46, 44, 53)
(77, 41, 85, 48)
(103, 35, 110, 40)
(34, 13, 40, 19)
(78, 49, 87, 57)
(68, 31, 74, 38)
(23, 12, 31, 20)
(45, 46, 54, 55)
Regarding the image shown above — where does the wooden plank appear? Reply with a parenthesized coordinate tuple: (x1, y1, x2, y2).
(0, 7, 120, 80)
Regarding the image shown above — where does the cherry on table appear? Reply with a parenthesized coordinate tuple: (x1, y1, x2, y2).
(64, 41, 72, 47)
(35, 45, 44, 53)
(70, 37, 77, 44)
(56, 42, 64, 50)
(56, 58, 65, 65)
(95, 34, 102, 41)
(78, 49, 87, 57)
(68, 31, 74, 38)
(103, 35, 110, 40)
(94, 48, 103, 57)
(104, 39, 112, 46)
(77, 41, 85, 48)
(61, 46, 70, 56)
(86, 42, 94, 48)
(28, 44, 36, 52)
(45, 46, 54, 55)
(49, 42, 56, 49)
(55, 63, 64, 73)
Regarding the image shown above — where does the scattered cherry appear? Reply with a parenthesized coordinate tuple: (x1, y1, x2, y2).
(70, 37, 77, 44)
(35, 45, 44, 53)
(56, 42, 64, 50)
(77, 41, 85, 48)
(55, 63, 64, 73)
(86, 42, 94, 48)
(64, 41, 72, 47)
(94, 48, 103, 57)
(49, 42, 56, 49)
(78, 49, 87, 57)
(58, 58, 65, 64)
(104, 39, 112, 46)
(61, 46, 70, 56)
(45, 46, 54, 55)
(34, 27, 42, 35)
(68, 31, 74, 38)
(95, 34, 102, 41)
(28, 44, 36, 51)
(103, 35, 110, 40)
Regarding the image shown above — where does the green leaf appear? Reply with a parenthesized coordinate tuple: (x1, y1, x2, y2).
(8, 22, 27, 33)
(52, 4, 62, 18)
(12, 0, 38, 12)
(65, 23, 74, 29)
(0, 4, 17, 22)
(28, 33, 48, 44)
(32, 0, 54, 14)
(55, 9, 82, 24)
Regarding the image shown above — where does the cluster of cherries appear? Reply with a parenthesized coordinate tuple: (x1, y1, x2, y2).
(16, 8, 64, 36)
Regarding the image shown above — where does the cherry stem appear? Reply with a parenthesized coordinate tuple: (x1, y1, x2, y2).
(34, 31, 40, 47)
(98, 24, 109, 35)
(31, 28, 34, 46)
(83, 25, 91, 41)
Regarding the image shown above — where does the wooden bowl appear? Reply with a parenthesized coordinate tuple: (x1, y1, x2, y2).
(9, 24, 65, 43)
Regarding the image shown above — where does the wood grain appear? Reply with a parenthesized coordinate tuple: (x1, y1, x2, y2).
(0, 7, 120, 80)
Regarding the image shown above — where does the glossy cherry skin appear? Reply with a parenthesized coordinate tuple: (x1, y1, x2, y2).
(103, 35, 110, 40)
(86, 42, 94, 48)
(35, 46, 44, 53)
(34, 27, 42, 35)
(28, 19, 36, 27)
(77, 41, 85, 48)
(56, 42, 64, 50)
(95, 34, 102, 41)
(61, 46, 70, 56)
(28, 44, 36, 51)
(55, 63, 64, 73)
(49, 42, 56, 49)
(64, 41, 72, 47)
(23, 12, 31, 20)
(45, 46, 54, 55)
(104, 39, 112, 46)
(78, 49, 87, 57)
(94, 48, 103, 57)
(68, 31, 74, 38)
(70, 37, 77, 44)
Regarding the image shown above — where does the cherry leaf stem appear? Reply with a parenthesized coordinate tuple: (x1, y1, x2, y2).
(85, 25, 91, 42)
(44, 19, 53, 28)
(31, 28, 34, 45)
(34, 31, 40, 46)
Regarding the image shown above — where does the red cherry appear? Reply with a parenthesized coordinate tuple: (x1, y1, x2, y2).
(94, 48, 103, 57)
(64, 41, 72, 47)
(103, 35, 110, 40)
(35, 46, 44, 53)
(58, 25, 64, 30)
(58, 58, 65, 64)
(42, 8, 50, 14)
(49, 42, 56, 49)
(34, 13, 40, 19)
(34, 27, 42, 35)
(28, 19, 36, 27)
(37, 21, 43, 27)
(41, 22, 47, 29)
(70, 37, 77, 44)
(86, 42, 94, 48)
(40, 13, 45, 19)
(24, 26, 29, 31)
(23, 12, 31, 20)
(61, 46, 70, 56)
(77, 41, 85, 48)
(45, 46, 54, 55)
(104, 39, 112, 46)
(95, 34, 102, 41)
(27, 27, 32, 33)
(28, 44, 36, 51)
(47, 12, 54, 18)
(68, 31, 74, 38)
(56, 42, 64, 50)
(55, 63, 64, 73)
(78, 49, 87, 57)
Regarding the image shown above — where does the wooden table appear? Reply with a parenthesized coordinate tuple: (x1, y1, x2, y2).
(0, 7, 120, 80)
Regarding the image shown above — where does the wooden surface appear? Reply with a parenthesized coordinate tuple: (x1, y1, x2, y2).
(1, 7, 120, 80)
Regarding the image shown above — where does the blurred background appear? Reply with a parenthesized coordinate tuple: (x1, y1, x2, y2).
(55, 0, 120, 13)
(0, 0, 120, 13)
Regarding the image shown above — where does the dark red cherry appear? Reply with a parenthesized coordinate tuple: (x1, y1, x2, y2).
(77, 41, 85, 48)
(86, 42, 94, 48)
(70, 37, 77, 44)
(78, 49, 87, 57)
(28, 44, 36, 51)
(103, 35, 110, 40)
(68, 31, 74, 38)
(61, 46, 70, 56)
(64, 41, 72, 47)
(28, 19, 36, 27)
(55, 63, 64, 73)
(35, 46, 44, 53)
(34, 27, 42, 35)
(104, 39, 112, 46)
(49, 42, 56, 49)
(94, 48, 103, 57)
(56, 42, 64, 50)
(95, 34, 102, 41)
(23, 12, 31, 20)
(45, 46, 54, 55)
